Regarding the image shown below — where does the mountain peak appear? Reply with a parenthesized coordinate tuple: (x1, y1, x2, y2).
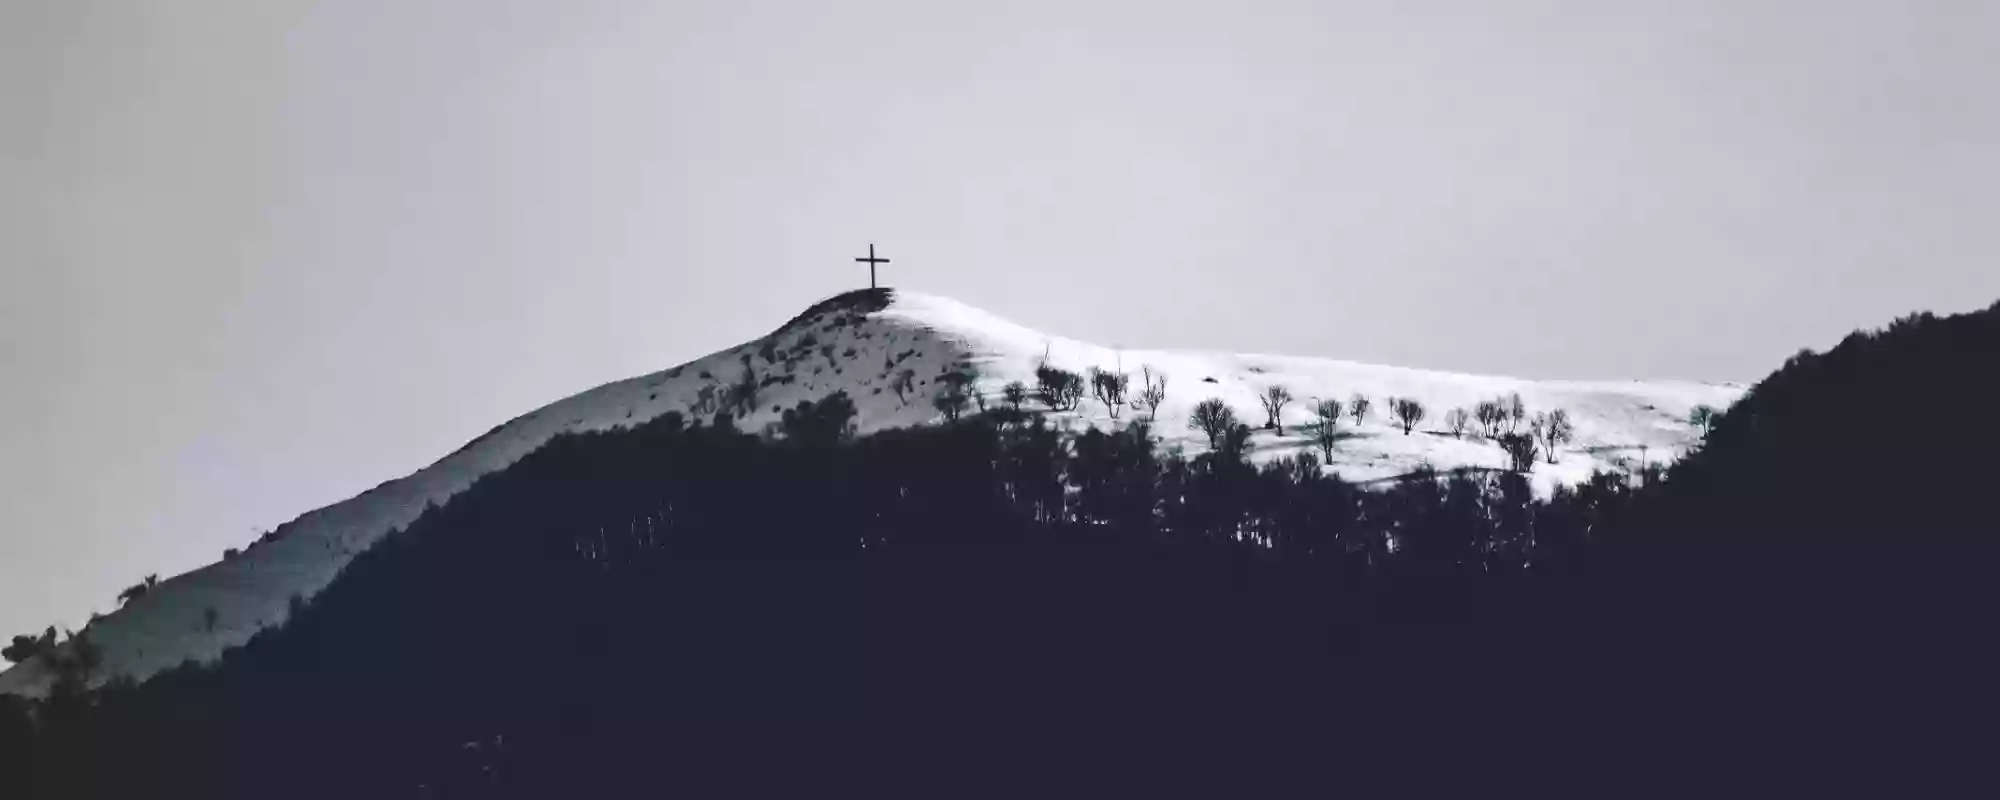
(0, 289, 1741, 697)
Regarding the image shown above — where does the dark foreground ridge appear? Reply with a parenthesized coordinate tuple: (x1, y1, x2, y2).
(2, 299, 1995, 796)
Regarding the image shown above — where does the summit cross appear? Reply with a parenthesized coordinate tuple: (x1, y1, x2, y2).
(854, 243, 890, 289)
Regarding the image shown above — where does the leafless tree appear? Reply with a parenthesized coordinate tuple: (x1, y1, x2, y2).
(1475, 400, 1504, 437)
(1497, 432, 1539, 473)
(1390, 397, 1427, 435)
(941, 368, 981, 417)
(1035, 364, 1085, 411)
(1504, 392, 1527, 434)
(1259, 384, 1294, 430)
(1348, 393, 1371, 426)
(1190, 398, 1238, 449)
(933, 385, 969, 422)
(1090, 367, 1130, 419)
(1302, 398, 1343, 462)
(1689, 404, 1719, 435)
(1445, 407, 1470, 438)
(1534, 408, 1575, 463)
(1129, 365, 1168, 421)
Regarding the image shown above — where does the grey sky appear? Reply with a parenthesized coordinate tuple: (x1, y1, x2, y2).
(2, 0, 1995, 641)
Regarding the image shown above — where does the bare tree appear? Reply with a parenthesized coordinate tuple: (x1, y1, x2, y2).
(1258, 384, 1294, 430)
(933, 385, 969, 422)
(117, 574, 159, 607)
(1348, 393, 1371, 426)
(1497, 432, 1539, 473)
(940, 368, 980, 418)
(1089, 367, 1130, 419)
(1390, 397, 1427, 435)
(1002, 381, 1027, 410)
(1534, 408, 1575, 463)
(1504, 392, 1527, 434)
(1035, 364, 1086, 411)
(1689, 404, 1719, 435)
(1474, 400, 1504, 437)
(1302, 398, 1343, 462)
(1219, 422, 1254, 460)
(1190, 398, 1238, 449)
(1445, 407, 1470, 438)
(1129, 365, 1168, 421)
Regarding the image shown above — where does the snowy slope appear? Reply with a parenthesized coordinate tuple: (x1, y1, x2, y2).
(887, 292, 1741, 490)
(0, 289, 1742, 697)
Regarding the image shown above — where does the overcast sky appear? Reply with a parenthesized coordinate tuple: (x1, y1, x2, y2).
(2, 0, 1995, 640)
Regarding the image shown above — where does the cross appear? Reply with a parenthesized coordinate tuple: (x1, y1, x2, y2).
(854, 243, 890, 289)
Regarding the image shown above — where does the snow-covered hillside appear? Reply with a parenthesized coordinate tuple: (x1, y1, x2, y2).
(0, 288, 1743, 697)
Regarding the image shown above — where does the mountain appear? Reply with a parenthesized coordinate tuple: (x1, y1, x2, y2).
(0, 288, 1739, 697)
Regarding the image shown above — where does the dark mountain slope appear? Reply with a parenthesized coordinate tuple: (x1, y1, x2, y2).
(4, 300, 1996, 796)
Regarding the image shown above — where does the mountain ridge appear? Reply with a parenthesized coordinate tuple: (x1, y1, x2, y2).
(0, 287, 1740, 697)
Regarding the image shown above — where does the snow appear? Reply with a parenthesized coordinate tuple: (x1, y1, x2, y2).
(0, 289, 1743, 697)
(884, 291, 1740, 488)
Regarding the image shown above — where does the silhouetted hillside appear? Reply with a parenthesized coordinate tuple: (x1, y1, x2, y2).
(3, 300, 1994, 796)
(1658, 298, 1999, 548)
(1567, 299, 2000, 790)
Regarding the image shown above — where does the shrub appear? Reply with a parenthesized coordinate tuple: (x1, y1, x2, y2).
(780, 391, 858, 446)
(3, 626, 55, 664)
(933, 385, 970, 421)
(725, 367, 759, 416)
(1035, 365, 1085, 411)
(939, 367, 981, 418)
(1002, 381, 1028, 410)
(117, 575, 159, 607)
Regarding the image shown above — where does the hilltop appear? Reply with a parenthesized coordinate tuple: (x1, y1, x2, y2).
(0, 288, 1738, 697)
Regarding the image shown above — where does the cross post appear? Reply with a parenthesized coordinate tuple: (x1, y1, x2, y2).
(854, 243, 890, 289)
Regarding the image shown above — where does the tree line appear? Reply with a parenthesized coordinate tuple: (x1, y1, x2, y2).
(1, 380, 1655, 797)
(5, 293, 1995, 795)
